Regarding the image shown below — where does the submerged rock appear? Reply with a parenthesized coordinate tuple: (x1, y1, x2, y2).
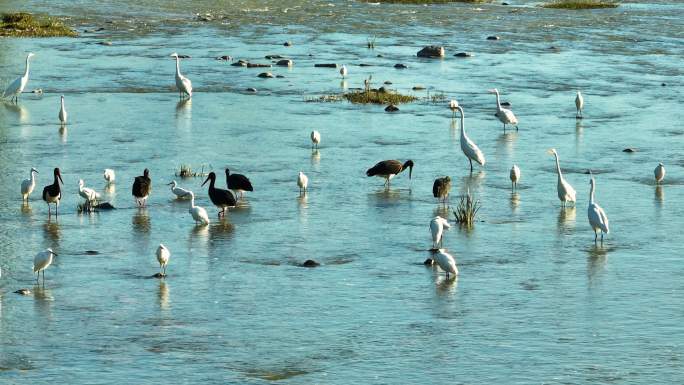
(412, 85, 426, 91)
(314, 63, 338, 68)
(417, 46, 445, 58)
(283, 41, 293, 47)
(152, 272, 166, 279)
(245, 87, 258, 93)
(94, 202, 115, 210)
(385, 104, 399, 112)
(232, 60, 249, 67)
(500, 101, 511, 107)
(487, 36, 501, 41)
(384, 81, 392, 85)
(14, 288, 31, 295)
(97, 41, 113, 46)
(258, 72, 274, 78)
(276, 75, 285, 78)
(265, 54, 285, 59)
(454, 52, 473, 58)
(276, 59, 293, 67)
(216, 55, 232, 61)
(247, 63, 271, 68)
(623, 148, 638, 153)
(394, 63, 408, 69)
(302, 259, 320, 267)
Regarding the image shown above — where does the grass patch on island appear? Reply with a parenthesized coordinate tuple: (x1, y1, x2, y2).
(368, 0, 490, 3)
(0, 12, 77, 37)
(542, 0, 619, 9)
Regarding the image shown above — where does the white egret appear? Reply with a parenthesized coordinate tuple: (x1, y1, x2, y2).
(170, 53, 192, 99)
(575, 91, 584, 118)
(311, 130, 321, 149)
(188, 191, 210, 225)
(3, 53, 35, 103)
(430, 216, 451, 249)
(547, 149, 576, 207)
(103, 169, 116, 184)
(510, 164, 520, 191)
(654, 163, 665, 184)
(433, 249, 458, 278)
(78, 179, 101, 209)
(489, 88, 518, 130)
(456, 104, 486, 172)
(298, 171, 308, 195)
(33, 248, 57, 285)
(155, 244, 170, 277)
(167, 180, 191, 199)
(449, 99, 458, 118)
(58, 95, 67, 125)
(21, 167, 38, 202)
(587, 173, 609, 243)
(340, 65, 348, 79)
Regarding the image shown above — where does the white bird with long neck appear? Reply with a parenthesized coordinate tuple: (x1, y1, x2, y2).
(103, 169, 116, 184)
(310, 130, 321, 149)
(167, 180, 191, 199)
(58, 95, 67, 125)
(340, 65, 348, 79)
(575, 91, 584, 118)
(587, 173, 609, 243)
(433, 249, 458, 278)
(3, 53, 34, 103)
(489, 88, 518, 130)
(510, 164, 520, 191)
(21, 167, 39, 202)
(297, 172, 308, 195)
(456, 104, 486, 172)
(33, 248, 57, 285)
(448, 99, 458, 118)
(188, 191, 210, 225)
(156, 244, 170, 277)
(78, 179, 101, 208)
(654, 163, 665, 184)
(430, 216, 451, 249)
(547, 148, 576, 207)
(170, 53, 192, 99)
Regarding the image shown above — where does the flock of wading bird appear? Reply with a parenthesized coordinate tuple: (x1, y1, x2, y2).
(4, 52, 670, 285)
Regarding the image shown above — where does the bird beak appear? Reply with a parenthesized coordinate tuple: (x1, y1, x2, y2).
(201, 176, 210, 186)
(51, 252, 58, 256)
(167, 182, 173, 186)
(58, 173, 64, 185)
(409, 166, 413, 180)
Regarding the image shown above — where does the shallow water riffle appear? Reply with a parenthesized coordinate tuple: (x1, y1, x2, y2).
(0, 0, 683, 383)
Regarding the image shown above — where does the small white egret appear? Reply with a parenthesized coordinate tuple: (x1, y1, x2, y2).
(430, 216, 451, 249)
(33, 248, 57, 285)
(103, 169, 116, 184)
(547, 149, 576, 206)
(3, 53, 35, 103)
(170, 53, 192, 99)
(298, 171, 308, 195)
(156, 244, 170, 277)
(575, 91, 584, 118)
(489, 88, 518, 130)
(21, 167, 38, 202)
(340, 65, 348, 79)
(654, 163, 665, 184)
(78, 179, 101, 209)
(58, 95, 67, 125)
(587, 173, 609, 243)
(449, 99, 458, 118)
(310, 130, 321, 149)
(433, 249, 458, 278)
(510, 164, 521, 191)
(456, 104, 486, 172)
(188, 191, 210, 225)
(167, 180, 191, 199)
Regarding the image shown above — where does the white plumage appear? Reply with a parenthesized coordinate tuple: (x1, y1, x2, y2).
(575, 91, 584, 118)
(339, 65, 347, 79)
(654, 163, 665, 184)
(456, 104, 486, 172)
(587, 174, 609, 242)
(449, 99, 458, 118)
(310, 130, 321, 149)
(103, 169, 116, 184)
(156, 244, 170, 276)
(3, 53, 34, 103)
(171, 53, 192, 98)
(58, 95, 67, 125)
(433, 249, 458, 278)
(78, 179, 101, 206)
(298, 171, 308, 195)
(548, 148, 576, 206)
(33, 248, 57, 284)
(188, 191, 210, 225)
(167, 180, 192, 199)
(429, 216, 451, 249)
(21, 167, 38, 202)
(510, 164, 521, 190)
(489, 88, 518, 130)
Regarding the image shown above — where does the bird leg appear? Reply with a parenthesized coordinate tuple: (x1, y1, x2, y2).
(469, 159, 473, 173)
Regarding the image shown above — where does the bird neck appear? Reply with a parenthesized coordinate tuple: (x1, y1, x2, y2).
(60, 98, 65, 108)
(494, 91, 501, 109)
(589, 181, 595, 204)
(190, 195, 195, 208)
(459, 110, 467, 139)
(175, 57, 181, 76)
(553, 153, 562, 179)
(24, 55, 31, 78)
(30, 170, 36, 180)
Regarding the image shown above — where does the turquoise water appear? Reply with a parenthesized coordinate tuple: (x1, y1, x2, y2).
(1, 1, 683, 383)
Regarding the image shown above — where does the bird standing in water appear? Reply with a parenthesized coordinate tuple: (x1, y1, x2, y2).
(132, 169, 152, 207)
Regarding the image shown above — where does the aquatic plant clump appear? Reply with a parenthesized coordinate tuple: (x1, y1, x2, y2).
(175, 164, 209, 178)
(542, 0, 619, 9)
(0, 12, 77, 37)
(343, 89, 418, 104)
(369, 0, 490, 3)
(453, 191, 480, 227)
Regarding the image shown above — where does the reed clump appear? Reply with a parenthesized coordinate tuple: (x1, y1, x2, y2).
(0, 12, 77, 37)
(369, 0, 490, 3)
(453, 190, 480, 227)
(175, 164, 209, 178)
(542, 0, 619, 9)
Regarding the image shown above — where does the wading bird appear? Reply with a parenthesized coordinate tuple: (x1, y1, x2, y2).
(575, 91, 584, 119)
(78, 179, 101, 209)
(33, 248, 57, 285)
(170, 52, 192, 99)
(3, 53, 34, 103)
(42, 168, 64, 216)
(297, 172, 308, 195)
(510, 164, 520, 191)
(456, 105, 485, 172)
(587, 172, 609, 243)
(654, 163, 665, 184)
(21, 167, 38, 202)
(167, 180, 191, 199)
(433, 249, 458, 278)
(433, 176, 451, 204)
(340, 65, 347, 79)
(547, 149, 576, 207)
(156, 244, 170, 277)
(310, 130, 321, 149)
(202, 172, 236, 218)
(103, 169, 116, 184)
(430, 216, 451, 249)
(132, 168, 152, 207)
(366, 159, 414, 188)
(225, 169, 253, 200)
(489, 88, 518, 130)
(58, 95, 67, 125)
(188, 191, 209, 225)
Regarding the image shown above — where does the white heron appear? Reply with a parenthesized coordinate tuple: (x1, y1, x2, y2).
(456, 104, 486, 172)
(78, 179, 101, 209)
(3, 53, 35, 103)
(188, 191, 210, 225)
(510, 164, 520, 191)
(298, 171, 308, 195)
(21, 167, 39, 202)
(33, 248, 57, 285)
(575, 91, 584, 118)
(489, 88, 518, 130)
(340, 65, 348, 79)
(167, 180, 191, 199)
(170, 53, 192, 99)
(654, 163, 665, 184)
(433, 249, 458, 278)
(310, 130, 321, 149)
(430, 216, 451, 249)
(587, 172, 609, 243)
(547, 148, 576, 207)
(103, 169, 116, 184)
(449, 99, 458, 118)
(58, 95, 67, 125)
(156, 244, 170, 277)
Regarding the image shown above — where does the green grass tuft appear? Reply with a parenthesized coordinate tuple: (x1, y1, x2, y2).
(1, 12, 77, 37)
(542, 0, 619, 9)
(343, 89, 418, 104)
(175, 164, 209, 178)
(453, 191, 480, 228)
(367, 0, 490, 3)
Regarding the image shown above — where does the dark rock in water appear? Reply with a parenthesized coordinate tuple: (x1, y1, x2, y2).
(85, 250, 99, 255)
(500, 101, 511, 107)
(97, 41, 113, 46)
(385, 104, 399, 112)
(94, 202, 115, 210)
(232, 60, 249, 67)
(661, 82, 667, 87)
(359, 63, 373, 67)
(394, 63, 408, 69)
(623, 148, 638, 153)
(376, 54, 383, 58)
(247, 63, 271, 68)
(265, 54, 284, 59)
(314, 63, 338, 68)
(417, 46, 445, 58)
(152, 272, 167, 279)
(283, 41, 293, 47)
(378, 86, 388, 93)
(412, 85, 426, 91)
(275, 75, 285, 78)
(502, 2, 509, 5)
(258, 72, 274, 78)
(454, 52, 473, 58)
(96, 27, 105, 31)
(276, 59, 293, 67)
(487, 36, 500, 41)
(15, 288, 31, 295)
(245, 87, 257, 93)
(384, 81, 392, 85)
(177, 54, 191, 59)
(423, 258, 434, 266)
(216, 55, 232, 61)
(302, 259, 320, 267)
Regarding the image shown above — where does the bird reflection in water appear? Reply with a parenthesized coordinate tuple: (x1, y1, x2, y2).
(132, 209, 151, 233)
(557, 206, 576, 233)
(104, 183, 116, 195)
(43, 219, 60, 242)
(311, 149, 320, 167)
(495, 131, 518, 157)
(340, 79, 348, 90)
(655, 185, 664, 204)
(435, 276, 458, 296)
(449, 118, 458, 142)
(432, 205, 450, 219)
(21, 201, 32, 214)
(510, 192, 520, 211)
(158, 280, 170, 310)
(3, 102, 29, 124)
(59, 125, 67, 143)
(587, 244, 608, 285)
(460, 171, 484, 194)
(33, 286, 54, 320)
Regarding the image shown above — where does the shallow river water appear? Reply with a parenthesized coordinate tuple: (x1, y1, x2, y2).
(0, 0, 683, 383)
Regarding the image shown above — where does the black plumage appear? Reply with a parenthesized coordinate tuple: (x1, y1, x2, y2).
(42, 168, 63, 216)
(132, 168, 152, 207)
(225, 169, 253, 199)
(432, 176, 451, 204)
(366, 159, 414, 187)
(203, 172, 237, 218)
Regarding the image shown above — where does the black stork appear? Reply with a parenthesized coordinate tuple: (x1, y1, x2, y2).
(42, 168, 63, 217)
(366, 159, 414, 187)
(132, 168, 152, 207)
(225, 169, 253, 200)
(202, 172, 237, 218)
(433, 176, 452, 204)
